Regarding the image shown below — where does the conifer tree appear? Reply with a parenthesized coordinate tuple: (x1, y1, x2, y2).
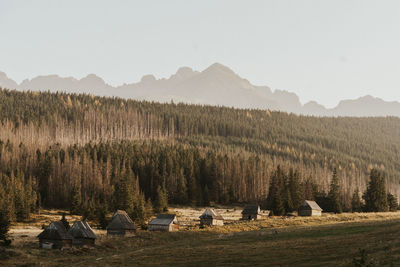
(363, 169, 389, 212)
(70, 186, 81, 215)
(267, 166, 286, 216)
(154, 185, 168, 213)
(176, 170, 188, 204)
(131, 193, 146, 227)
(145, 198, 154, 220)
(351, 188, 362, 212)
(387, 193, 398, 211)
(327, 168, 342, 213)
(288, 168, 303, 211)
(96, 205, 109, 230)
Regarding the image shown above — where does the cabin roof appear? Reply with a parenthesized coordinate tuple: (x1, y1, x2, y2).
(106, 210, 136, 230)
(300, 200, 323, 211)
(38, 221, 73, 240)
(149, 214, 177, 226)
(199, 208, 224, 220)
(68, 221, 97, 239)
(241, 205, 260, 215)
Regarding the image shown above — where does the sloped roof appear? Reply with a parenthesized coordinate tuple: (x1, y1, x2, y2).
(199, 208, 224, 220)
(241, 205, 260, 214)
(299, 200, 323, 211)
(149, 214, 177, 226)
(106, 210, 136, 230)
(38, 221, 73, 240)
(68, 221, 97, 239)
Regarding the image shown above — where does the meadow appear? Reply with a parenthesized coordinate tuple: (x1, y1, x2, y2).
(2, 208, 400, 266)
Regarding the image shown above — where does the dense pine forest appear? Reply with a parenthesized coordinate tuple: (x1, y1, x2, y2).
(0, 88, 400, 225)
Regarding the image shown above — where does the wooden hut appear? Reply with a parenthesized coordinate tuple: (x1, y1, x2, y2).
(68, 221, 97, 246)
(148, 214, 179, 232)
(241, 205, 261, 220)
(199, 208, 224, 226)
(298, 200, 323, 216)
(106, 210, 137, 236)
(38, 221, 73, 249)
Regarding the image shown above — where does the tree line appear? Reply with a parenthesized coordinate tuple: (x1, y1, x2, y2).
(266, 166, 398, 216)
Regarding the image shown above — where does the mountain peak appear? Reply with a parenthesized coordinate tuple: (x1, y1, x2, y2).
(140, 74, 157, 83)
(203, 62, 235, 74)
(169, 67, 197, 82)
(81, 74, 103, 82)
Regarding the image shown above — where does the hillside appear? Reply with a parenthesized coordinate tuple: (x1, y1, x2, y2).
(1, 63, 400, 117)
(0, 88, 400, 216)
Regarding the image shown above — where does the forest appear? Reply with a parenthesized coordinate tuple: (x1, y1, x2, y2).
(0, 88, 400, 226)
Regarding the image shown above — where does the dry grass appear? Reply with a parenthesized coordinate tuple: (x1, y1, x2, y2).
(172, 206, 400, 233)
(3, 208, 400, 266)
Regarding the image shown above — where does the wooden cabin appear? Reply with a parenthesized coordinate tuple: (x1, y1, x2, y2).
(106, 210, 137, 236)
(149, 214, 179, 232)
(241, 205, 261, 220)
(68, 221, 97, 246)
(298, 200, 323, 216)
(38, 221, 73, 249)
(199, 208, 224, 226)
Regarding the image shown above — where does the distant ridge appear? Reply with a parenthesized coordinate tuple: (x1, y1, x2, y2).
(1, 63, 399, 117)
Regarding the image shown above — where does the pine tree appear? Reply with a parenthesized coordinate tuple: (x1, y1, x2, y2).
(288, 168, 303, 211)
(70, 186, 81, 215)
(113, 169, 136, 213)
(387, 193, 398, 211)
(351, 188, 362, 212)
(327, 168, 342, 213)
(363, 169, 389, 212)
(154, 185, 168, 213)
(176, 170, 188, 204)
(82, 199, 96, 221)
(96, 205, 109, 230)
(144, 198, 153, 221)
(267, 166, 286, 216)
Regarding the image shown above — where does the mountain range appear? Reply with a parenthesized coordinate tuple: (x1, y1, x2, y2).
(1, 63, 399, 117)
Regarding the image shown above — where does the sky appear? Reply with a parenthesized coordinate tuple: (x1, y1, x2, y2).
(1, 0, 400, 108)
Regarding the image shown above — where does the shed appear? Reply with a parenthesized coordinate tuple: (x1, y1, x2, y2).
(106, 210, 137, 236)
(68, 221, 97, 246)
(199, 208, 224, 226)
(298, 200, 323, 216)
(149, 214, 179, 232)
(38, 221, 73, 249)
(241, 205, 261, 220)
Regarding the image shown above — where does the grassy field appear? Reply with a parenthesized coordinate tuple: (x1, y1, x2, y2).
(3, 209, 400, 266)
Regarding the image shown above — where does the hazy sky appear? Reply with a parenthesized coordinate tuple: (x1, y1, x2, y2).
(1, 0, 400, 107)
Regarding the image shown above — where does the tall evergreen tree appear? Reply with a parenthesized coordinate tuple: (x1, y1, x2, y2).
(96, 205, 109, 230)
(287, 168, 303, 212)
(327, 168, 342, 213)
(363, 169, 389, 212)
(387, 193, 398, 211)
(351, 188, 362, 212)
(131, 193, 149, 228)
(70, 186, 82, 215)
(267, 166, 286, 216)
(153, 185, 168, 213)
